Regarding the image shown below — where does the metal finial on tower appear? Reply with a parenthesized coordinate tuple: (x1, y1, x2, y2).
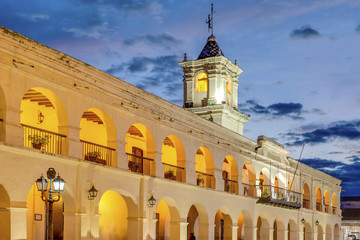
(206, 3, 214, 36)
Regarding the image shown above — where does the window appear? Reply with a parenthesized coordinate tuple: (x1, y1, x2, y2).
(226, 77, 231, 94)
(196, 73, 208, 92)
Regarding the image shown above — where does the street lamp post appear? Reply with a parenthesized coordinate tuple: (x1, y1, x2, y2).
(35, 168, 65, 240)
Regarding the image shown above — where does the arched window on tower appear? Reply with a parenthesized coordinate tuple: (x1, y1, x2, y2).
(196, 73, 208, 92)
(226, 77, 232, 95)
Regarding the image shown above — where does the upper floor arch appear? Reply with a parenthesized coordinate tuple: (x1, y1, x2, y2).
(125, 123, 156, 176)
(79, 108, 117, 167)
(20, 87, 68, 155)
(161, 135, 186, 182)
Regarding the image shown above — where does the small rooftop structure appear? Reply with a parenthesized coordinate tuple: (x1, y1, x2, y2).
(197, 35, 224, 59)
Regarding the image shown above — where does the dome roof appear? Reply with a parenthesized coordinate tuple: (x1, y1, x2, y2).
(197, 35, 224, 60)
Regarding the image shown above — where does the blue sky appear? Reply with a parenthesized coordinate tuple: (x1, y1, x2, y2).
(2, 0, 360, 196)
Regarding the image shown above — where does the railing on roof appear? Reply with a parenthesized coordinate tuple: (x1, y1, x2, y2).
(23, 124, 66, 155)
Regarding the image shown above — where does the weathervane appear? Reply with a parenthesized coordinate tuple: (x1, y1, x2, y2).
(206, 3, 214, 36)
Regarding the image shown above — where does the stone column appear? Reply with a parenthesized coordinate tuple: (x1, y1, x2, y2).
(4, 107, 23, 147)
(155, 151, 164, 178)
(252, 226, 258, 240)
(128, 217, 144, 240)
(231, 224, 239, 240)
(198, 222, 209, 240)
(9, 207, 28, 240)
(284, 229, 289, 240)
(179, 218, 189, 240)
(269, 227, 274, 240)
(214, 167, 224, 191)
(187, 160, 196, 186)
(64, 125, 82, 159)
(208, 223, 215, 240)
(63, 211, 82, 240)
(117, 139, 127, 170)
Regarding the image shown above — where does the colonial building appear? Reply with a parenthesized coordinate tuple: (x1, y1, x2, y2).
(0, 25, 341, 240)
(341, 197, 360, 240)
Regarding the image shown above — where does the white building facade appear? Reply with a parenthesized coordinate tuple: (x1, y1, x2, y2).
(0, 26, 341, 240)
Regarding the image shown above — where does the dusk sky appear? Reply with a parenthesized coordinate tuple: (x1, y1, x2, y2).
(1, 0, 359, 196)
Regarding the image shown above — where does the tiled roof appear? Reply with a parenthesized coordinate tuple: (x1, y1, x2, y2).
(197, 35, 224, 60)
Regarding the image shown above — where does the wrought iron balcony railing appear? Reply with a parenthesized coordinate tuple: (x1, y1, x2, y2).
(324, 204, 330, 213)
(23, 124, 66, 155)
(223, 178, 237, 193)
(242, 183, 257, 197)
(255, 185, 302, 209)
(126, 153, 153, 175)
(303, 198, 311, 209)
(196, 171, 215, 189)
(81, 140, 115, 166)
(163, 162, 184, 182)
(332, 206, 337, 214)
(316, 202, 322, 211)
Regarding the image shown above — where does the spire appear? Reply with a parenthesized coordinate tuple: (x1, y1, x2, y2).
(197, 35, 224, 59)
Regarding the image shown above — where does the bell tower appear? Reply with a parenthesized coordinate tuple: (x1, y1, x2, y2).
(178, 4, 250, 135)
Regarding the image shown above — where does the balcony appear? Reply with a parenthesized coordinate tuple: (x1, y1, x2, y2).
(23, 124, 66, 155)
(81, 140, 115, 166)
(316, 202, 322, 211)
(196, 171, 215, 189)
(223, 178, 237, 193)
(332, 206, 337, 214)
(324, 204, 330, 213)
(127, 153, 153, 175)
(303, 199, 311, 209)
(163, 162, 184, 182)
(242, 183, 257, 197)
(256, 185, 302, 209)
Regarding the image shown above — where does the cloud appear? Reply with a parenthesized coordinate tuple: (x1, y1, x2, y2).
(105, 55, 183, 98)
(285, 120, 360, 146)
(290, 25, 321, 39)
(123, 33, 180, 47)
(300, 155, 360, 196)
(16, 13, 50, 22)
(238, 100, 304, 120)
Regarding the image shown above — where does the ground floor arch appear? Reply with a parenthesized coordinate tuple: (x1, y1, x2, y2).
(99, 190, 133, 240)
(325, 224, 332, 240)
(288, 219, 298, 240)
(334, 224, 339, 240)
(318, 225, 324, 240)
(187, 203, 209, 240)
(214, 209, 233, 240)
(156, 198, 180, 240)
(26, 183, 64, 240)
(257, 215, 270, 240)
(273, 218, 285, 240)
(0, 184, 10, 239)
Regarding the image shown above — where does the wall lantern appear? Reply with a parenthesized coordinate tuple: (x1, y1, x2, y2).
(148, 195, 156, 208)
(88, 185, 98, 200)
(315, 220, 319, 226)
(301, 218, 306, 224)
(38, 111, 44, 124)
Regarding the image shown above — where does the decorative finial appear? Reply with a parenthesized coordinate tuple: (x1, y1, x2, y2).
(184, 52, 187, 61)
(234, 59, 237, 65)
(206, 3, 214, 36)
